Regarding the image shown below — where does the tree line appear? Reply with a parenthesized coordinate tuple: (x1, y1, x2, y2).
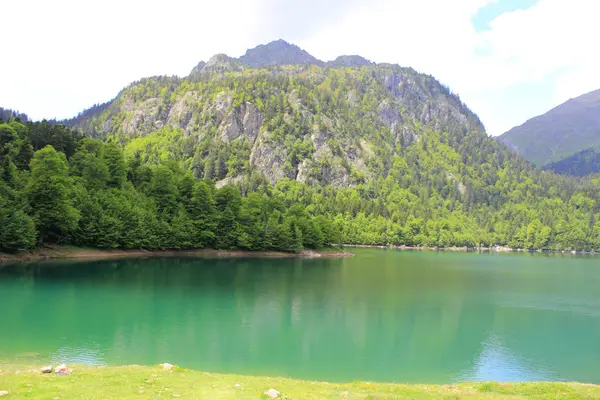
(3, 113, 600, 253)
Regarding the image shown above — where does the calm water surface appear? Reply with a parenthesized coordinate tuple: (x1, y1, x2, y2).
(0, 249, 599, 383)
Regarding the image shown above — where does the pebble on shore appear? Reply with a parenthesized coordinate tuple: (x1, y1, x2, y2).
(264, 388, 280, 398)
(54, 364, 72, 376)
(160, 363, 174, 371)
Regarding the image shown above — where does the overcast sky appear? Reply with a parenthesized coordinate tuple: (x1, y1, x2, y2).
(1, 0, 598, 136)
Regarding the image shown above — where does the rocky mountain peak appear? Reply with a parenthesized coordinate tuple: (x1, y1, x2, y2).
(238, 39, 324, 68)
(189, 61, 206, 76)
(328, 55, 374, 68)
(189, 54, 245, 78)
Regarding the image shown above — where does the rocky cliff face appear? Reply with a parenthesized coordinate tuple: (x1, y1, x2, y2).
(328, 55, 374, 68)
(239, 39, 324, 68)
(66, 41, 485, 187)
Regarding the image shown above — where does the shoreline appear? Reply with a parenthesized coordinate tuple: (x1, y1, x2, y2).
(343, 244, 600, 255)
(0, 364, 597, 399)
(3, 242, 596, 263)
(0, 246, 354, 263)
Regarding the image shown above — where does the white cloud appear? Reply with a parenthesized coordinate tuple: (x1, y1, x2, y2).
(0, 0, 266, 120)
(301, 0, 600, 135)
(1, 0, 599, 136)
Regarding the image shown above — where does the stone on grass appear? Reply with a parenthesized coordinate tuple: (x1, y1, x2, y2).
(160, 363, 174, 371)
(263, 388, 280, 398)
(41, 366, 53, 374)
(0, 391, 8, 397)
(54, 364, 72, 376)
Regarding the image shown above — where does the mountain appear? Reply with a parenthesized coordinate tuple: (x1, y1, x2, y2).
(238, 39, 324, 68)
(499, 89, 600, 170)
(543, 148, 600, 177)
(186, 40, 376, 78)
(327, 55, 374, 68)
(5, 40, 600, 252)
(66, 49, 483, 187)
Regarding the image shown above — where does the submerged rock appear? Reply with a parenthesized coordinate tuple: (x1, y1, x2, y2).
(40, 365, 52, 374)
(263, 388, 280, 398)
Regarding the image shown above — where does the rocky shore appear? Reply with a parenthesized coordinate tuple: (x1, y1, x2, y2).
(0, 246, 354, 263)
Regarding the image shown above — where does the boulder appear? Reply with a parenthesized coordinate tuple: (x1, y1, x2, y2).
(40, 366, 53, 374)
(0, 390, 8, 396)
(160, 363, 174, 371)
(263, 388, 280, 398)
(54, 364, 72, 376)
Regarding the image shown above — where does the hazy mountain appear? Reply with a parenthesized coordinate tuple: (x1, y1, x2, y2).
(327, 55, 374, 68)
(543, 148, 600, 177)
(238, 39, 324, 68)
(499, 89, 600, 171)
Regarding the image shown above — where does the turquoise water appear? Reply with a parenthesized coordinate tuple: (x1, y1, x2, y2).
(0, 249, 599, 383)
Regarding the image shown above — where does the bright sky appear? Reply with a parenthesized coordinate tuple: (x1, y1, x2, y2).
(1, 0, 598, 136)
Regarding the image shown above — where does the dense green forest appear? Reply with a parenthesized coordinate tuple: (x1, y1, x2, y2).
(2, 115, 600, 252)
(0, 119, 339, 252)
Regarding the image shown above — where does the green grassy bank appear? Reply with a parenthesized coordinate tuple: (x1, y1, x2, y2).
(0, 365, 599, 399)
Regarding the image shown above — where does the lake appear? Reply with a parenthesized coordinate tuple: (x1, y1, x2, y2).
(0, 249, 599, 384)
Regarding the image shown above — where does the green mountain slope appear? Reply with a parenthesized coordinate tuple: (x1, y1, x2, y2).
(499, 89, 600, 167)
(543, 148, 600, 177)
(66, 44, 484, 187)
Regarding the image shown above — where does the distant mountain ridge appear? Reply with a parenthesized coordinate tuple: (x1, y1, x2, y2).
(499, 89, 600, 172)
(188, 39, 375, 77)
(543, 148, 600, 177)
(239, 39, 325, 68)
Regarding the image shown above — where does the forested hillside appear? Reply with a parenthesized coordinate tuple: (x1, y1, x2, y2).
(544, 148, 600, 177)
(2, 41, 600, 252)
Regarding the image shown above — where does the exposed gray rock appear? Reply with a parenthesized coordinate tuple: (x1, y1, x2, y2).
(122, 98, 163, 136)
(219, 102, 262, 144)
(188, 61, 206, 76)
(167, 91, 201, 133)
(378, 100, 402, 126)
(239, 39, 324, 68)
(328, 55, 374, 68)
(250, 138, 289, 183)
(54, 363, 72, 376)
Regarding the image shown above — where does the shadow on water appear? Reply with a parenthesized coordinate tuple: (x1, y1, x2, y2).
(0, 249, 599, 383)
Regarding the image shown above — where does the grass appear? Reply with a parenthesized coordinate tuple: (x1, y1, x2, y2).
(0, 365, 599, 399)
